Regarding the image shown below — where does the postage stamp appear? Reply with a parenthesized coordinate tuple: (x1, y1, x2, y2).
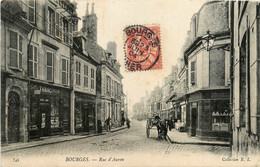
(123, 25, 162, 72)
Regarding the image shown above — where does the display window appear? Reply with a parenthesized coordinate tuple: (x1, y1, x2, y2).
(211, 100, 230, 131)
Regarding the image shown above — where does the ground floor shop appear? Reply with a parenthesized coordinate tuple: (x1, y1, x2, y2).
(187, 89, 231, 141)
(1, 75, 29, 143)
(100, 98, 122, 129)
(29, 83, 70, 139)
(74, 92, 96, 133)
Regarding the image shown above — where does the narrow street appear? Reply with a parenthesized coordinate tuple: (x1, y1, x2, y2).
(2, 121, 234, 167)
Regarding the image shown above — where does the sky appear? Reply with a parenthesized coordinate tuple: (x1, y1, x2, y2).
(74, 0, 206, 114)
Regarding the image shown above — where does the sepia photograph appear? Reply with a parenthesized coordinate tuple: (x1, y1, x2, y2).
(1, 0, 260, 166)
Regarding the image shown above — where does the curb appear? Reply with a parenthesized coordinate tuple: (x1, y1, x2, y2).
(167, 135, 230, 147)
(2, 127, 127, 153)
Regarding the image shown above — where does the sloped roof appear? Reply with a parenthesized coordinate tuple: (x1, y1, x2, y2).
(85, 42, 106, 64)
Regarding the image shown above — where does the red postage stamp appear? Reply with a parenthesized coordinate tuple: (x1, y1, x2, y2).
(124, 25, 162, 71)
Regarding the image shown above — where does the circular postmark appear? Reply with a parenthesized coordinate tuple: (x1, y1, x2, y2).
(124, 25, 161, 71)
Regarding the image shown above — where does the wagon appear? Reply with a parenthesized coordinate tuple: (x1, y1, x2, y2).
(146, 118, 158, 138)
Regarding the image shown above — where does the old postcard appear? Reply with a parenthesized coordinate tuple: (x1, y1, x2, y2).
(1, 0, 260, 167)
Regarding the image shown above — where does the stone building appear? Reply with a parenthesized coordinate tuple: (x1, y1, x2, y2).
(1, 0, 33, 143)
(81, 3, 124, 129)
(184, 1, 231, 141)
(230, 1, 260, 157)
(71, 34, 98, 134)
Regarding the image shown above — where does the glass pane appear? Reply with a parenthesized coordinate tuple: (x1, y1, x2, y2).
(34, 63, 37, 77)
(29, 0, 35, 7)
(34, 46, 37, 61)
(10, 31, 17, 49)
(10, 50, 18, 67)
(29, 45, 33, 60)
(84, 77, 88, 87)
(19, 35, 23, 52)
(62, 59, 66, 71)
(62, 72, 66, 84)
(47, 52, 53, 66)
(19, 53, 22, 68)
(29, 61, 33, 76)
(29, 8, 34, 22)
(47, 67, 53, 81)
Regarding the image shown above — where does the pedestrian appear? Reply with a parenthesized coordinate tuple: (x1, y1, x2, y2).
(126, 118, 131, 128)
(105, 117, 111, 132)
(121, 117, 125, 126)
(97, 118, 102, 133)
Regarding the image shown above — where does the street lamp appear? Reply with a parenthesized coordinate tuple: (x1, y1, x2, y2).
(201, 29, 215, 51)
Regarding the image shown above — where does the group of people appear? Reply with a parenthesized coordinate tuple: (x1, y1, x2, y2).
(104, 117, 131, 132)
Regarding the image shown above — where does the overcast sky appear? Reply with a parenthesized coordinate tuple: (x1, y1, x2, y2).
(75, 0, 206, 114)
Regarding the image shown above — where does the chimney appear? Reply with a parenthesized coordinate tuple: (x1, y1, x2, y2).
(91, 2, 95, 14)
(86, 3, 89, 16)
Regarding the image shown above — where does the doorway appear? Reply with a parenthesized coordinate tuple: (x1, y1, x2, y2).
(8, 91, 20, 143)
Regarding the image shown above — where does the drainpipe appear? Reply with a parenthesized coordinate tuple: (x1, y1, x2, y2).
(246, 16, 251, 134)
(27, 28, 35, 142)
(229, 0, 234, 155)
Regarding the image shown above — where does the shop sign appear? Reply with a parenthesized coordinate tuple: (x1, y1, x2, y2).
(33, 86, 60, 95)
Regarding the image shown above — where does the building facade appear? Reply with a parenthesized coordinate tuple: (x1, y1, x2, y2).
(231, 1, 260, 157)
(184, 1, 231, 141)
(1, 0, 33, 143)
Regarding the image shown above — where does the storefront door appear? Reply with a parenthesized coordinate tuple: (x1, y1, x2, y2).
(40, 103, 51, 136)
(191, 108, 197, 136)
(83, 104, 89, 132)
(8, 91, 20, 143)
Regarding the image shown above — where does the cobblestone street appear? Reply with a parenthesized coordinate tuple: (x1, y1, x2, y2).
(2, 121, 246, 167)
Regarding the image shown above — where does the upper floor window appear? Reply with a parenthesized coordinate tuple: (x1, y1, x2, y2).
(76, 61, 81, 85)
(55, 13, 62, 39)
(47, 7, 55, 36)
(28, 0, 36, 23)
(190, 61, 196, 85)
(84, 65, 88, 88)
(106, 76, 111, 95)
(91, 68, 95, 89)
(61, 58, 69, 85)
(63, 19, 69, 43)
(10, 30, 23, 69)
(29, 44, 38, 78)
(46, 51, 54, 82)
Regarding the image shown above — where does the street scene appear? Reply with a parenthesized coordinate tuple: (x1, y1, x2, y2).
(1, 0, 260, 167)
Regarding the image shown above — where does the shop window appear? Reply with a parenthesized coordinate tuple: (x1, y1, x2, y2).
(91, 68, 95, 89)
(61, 58, 69, 85)
(84, 65, 88, 88)
(28, 0, 36, 23)
(211, 100, 230, 131)
(76, 61, 81, 85)
(46, 51, 54, 82)
(50, 103, 59, 128)
(190, 61, 196, 85)
(75, 103, 82, 127)
(9, 30, 23, 69)
(29, 44, 38, 78)
(47, 7, 55, 36)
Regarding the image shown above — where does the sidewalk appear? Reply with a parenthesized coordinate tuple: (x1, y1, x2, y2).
(167, 129, 230, 147)
(1, 126, 127, 153)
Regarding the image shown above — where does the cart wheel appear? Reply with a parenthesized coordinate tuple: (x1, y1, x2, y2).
(146, 123, 150, 138)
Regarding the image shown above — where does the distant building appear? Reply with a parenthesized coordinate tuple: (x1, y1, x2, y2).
(82, 3, 97, 43)
(107, 41, 117, 60)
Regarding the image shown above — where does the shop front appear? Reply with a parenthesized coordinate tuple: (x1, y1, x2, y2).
(188, 89, 231, 141)
(29, 83, 70, 139)
(74, 92, 96, 133)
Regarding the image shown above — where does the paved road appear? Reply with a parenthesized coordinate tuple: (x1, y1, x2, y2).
(2, 121, 238, 167)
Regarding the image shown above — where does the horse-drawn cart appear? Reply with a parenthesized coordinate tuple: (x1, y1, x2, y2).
(146, 118, 158, 138)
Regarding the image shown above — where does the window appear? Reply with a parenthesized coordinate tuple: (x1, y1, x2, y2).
(107, 76, 111, 95)
(47, 7, 55, 36)
(76, 61, 81, 85)
(91, 68, 95, 89)
(10, 31, 23, 69)
(28, 0, 36, 23)
(190, 61, 196, 84)
(63, 19, 69, 43)
(61, 58, 69, 85)
(46, 52, 54, 81)
(84, 65, 88, 87)
(55, 13, 62, 39)
(29, 44, 38, 78)
(211, 100, 230, 131)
